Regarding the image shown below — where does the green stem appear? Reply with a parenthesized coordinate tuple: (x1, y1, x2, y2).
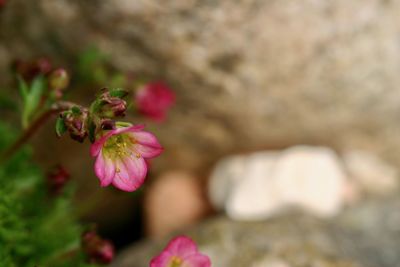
(115, 121, 133, 127)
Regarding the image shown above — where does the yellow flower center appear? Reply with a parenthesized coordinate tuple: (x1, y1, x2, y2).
(169, 256, 183, 267)
(103, 134, 138, 160)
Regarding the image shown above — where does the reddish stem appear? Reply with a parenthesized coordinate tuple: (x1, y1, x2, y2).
(0, 101, 75, 163)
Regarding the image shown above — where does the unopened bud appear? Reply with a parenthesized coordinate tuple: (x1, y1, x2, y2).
(49, 68, 69, 91)
(36, 57, 52, 75)
(61, 107, 89, 143)
(47, 165, 70, 195)
(82, 230, 115, 264)
(101, 119, 116, 130)
(97, 89, 127, 118)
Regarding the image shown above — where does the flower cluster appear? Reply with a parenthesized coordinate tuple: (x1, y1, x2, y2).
(10, 57, 173, 192)
(54, 87, 164, 192)
(6, 54, 204, 267)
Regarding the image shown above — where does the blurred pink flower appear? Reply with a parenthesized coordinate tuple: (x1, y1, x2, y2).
(82, 230, 115, 264)
(150, 236, 211, 267)
(90, 125, 163, 192)
(135, 82, 175, 122)
(47, 164, 70, 195)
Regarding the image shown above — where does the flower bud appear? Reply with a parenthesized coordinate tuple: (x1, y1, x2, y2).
(100, 119, 116, 130)
(82, 230, 115, 264)
(12, 57, 53, 81)
(47, 165, 70, 195)
(96, 89, 127, 118)
(35, 57, 53, 75)
(49, 68, 69, 92)
(61, 107, 89, 143)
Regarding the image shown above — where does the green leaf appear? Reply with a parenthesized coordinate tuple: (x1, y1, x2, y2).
(71, 106, 82, 115)
(17, 76, 28, 101)
(109, 88, 128, 98)
(55, 117, 67, 137)
(22, 76, 45, 128)
(87, 119, 96, 143)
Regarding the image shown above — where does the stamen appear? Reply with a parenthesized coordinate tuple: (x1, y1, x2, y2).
(169, 256, 183, 267)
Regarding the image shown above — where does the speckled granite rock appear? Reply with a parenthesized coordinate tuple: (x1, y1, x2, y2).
(1, 0, 400, 175)
(111, 195, 400, 267)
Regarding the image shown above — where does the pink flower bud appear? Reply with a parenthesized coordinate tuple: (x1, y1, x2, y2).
(36, 57, 53, 75)
(61, 107, 89, 143)
(12, 57, 53, 81)
(47, 165, 70, 195)
(135, 82, 175, 122)
(96, 89, 127, 118)
(82, 230, 115, 264)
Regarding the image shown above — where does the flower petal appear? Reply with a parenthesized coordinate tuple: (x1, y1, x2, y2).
(183, 254, 211, 267)
(90, 125, 145, 157)
(131, 143, 163, 158)
(150, 251, 173, 267)
(94, 151, 115, 187)
(114, 124, 145, 135)
(132, 131, 162, 148)
(112, 156, 147, 192)
(165, 236, 198, 258)
(90, 132, 113, 157)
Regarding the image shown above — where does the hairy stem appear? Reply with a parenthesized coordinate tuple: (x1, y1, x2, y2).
(0, 101, 76, 163)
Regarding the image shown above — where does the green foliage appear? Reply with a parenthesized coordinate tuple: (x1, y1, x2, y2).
(109, 88, 128, 98)
(0, 122, 98, 267)
(77, 47, 108, 84)
(55, 116, 67, 137)
(18, 75, 46, 128)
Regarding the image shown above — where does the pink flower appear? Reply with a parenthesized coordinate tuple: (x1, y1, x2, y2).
(47, 164, 70, 195)
(135, 82, 175, 122)
(82, 230, 115, 264)
(90, 125, 163, 192)
(150, 236, 211, 267)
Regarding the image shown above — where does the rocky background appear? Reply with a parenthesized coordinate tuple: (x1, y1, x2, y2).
(1, 0, 400, 266)
(2, 0, 400, 173)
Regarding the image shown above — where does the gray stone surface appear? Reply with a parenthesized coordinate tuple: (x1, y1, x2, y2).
(1, 0, 400, 175)
(112, 194, 400, 267)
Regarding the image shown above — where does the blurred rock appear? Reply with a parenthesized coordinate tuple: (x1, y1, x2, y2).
(2, 0, 400, 175)
(209, 146, 347, 220)
(252, 258, 291, 267)
(273, 146, 346, 217)
(144, 170, 209, 238)
(343, 150, 399, 195)
(225, 152, 281, 221)
(3, 0, 400, 241)
(112, 195, 400, 267)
